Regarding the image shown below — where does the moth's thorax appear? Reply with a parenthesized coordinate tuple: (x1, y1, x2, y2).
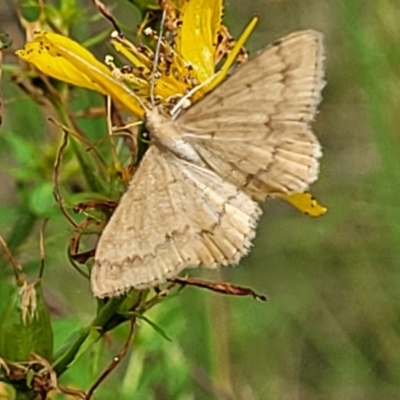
(145, 107, 203, 165)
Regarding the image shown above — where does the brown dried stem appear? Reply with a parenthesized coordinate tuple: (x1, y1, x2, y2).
(86, 319, 136, 399)
(168, 276, 267, 301)
(0, 233, 25, 284)
(52, 126, 79, 228)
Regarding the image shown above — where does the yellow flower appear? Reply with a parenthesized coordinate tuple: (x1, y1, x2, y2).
(15, 0, 326, 216)
(16, 0, 256, 117)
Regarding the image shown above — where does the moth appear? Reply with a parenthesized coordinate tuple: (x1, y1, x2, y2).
(91, 30, 325, 298)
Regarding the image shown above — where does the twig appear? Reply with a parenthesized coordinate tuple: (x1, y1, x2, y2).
(92, 0, 122, 36)
(73, 200, 118, 215)
(59, 386, 87, 399)
(38, 219, 48, 278)
(52, 128, 79, 228)
(86, 319, 136, 399)
(168, 277, 267, 302)
(141, 280, 181, 310)
(68, 217, 103, 267)
(0, 233, 25, 284)
(64, 110, 109, 167)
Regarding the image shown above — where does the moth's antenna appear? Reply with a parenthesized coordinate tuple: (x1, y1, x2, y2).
(170, 72, 220, 119)
(149, 8, 167, 106)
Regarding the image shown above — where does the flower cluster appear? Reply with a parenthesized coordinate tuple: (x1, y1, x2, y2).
(16, 0, 256, 117)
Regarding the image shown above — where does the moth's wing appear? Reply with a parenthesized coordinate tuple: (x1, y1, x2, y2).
(91, 146, 261, 298)
(177, 30, 325, 201)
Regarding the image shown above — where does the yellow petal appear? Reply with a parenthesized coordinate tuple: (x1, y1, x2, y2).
(16, 44, 104, 94)
(111, 37, 152, 73)
(16, 32, 144, 117)
(281, 193, 327, 217)
(176, 0, 223, 82)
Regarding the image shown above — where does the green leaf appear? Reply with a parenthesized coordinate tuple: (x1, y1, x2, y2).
(52, 317, 84, 351)
(52, 326, 97, 374)
(70, 327, 101, 365)
(82, 29, 113, 49)
(17, 0, 41, 22)
(0, 134, 38, 171)
(27, 181, 56, 217)
(128, 0, 160, 13)
(119, 311, 172, 342)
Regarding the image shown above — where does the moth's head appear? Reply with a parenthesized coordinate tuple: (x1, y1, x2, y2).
(144, 105, 171, 134)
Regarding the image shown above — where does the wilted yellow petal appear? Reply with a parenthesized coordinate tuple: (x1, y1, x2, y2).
(281, 193, 327, 217)
(177, 0, 223, 82)
(16, 32, 144, 117)
(207, 16, 258, 92)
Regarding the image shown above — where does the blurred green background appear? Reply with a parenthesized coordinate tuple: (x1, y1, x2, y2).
(1, 0, 400, 399)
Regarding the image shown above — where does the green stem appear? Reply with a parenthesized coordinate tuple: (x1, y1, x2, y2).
(53, 292, 145, 376)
